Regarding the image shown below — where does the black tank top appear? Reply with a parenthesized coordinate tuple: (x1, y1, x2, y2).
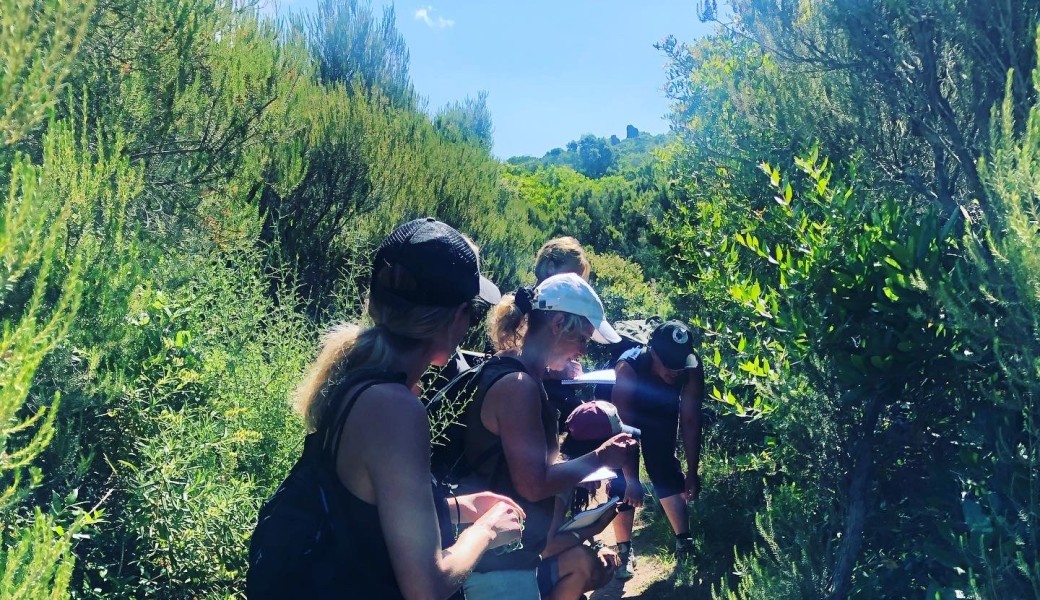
(620, 347, 684, 429)
(331, 372, 456, 598)
(462, 356, 559, 572)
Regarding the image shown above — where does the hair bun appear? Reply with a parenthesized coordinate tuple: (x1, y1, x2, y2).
(514, 285, 535, 314)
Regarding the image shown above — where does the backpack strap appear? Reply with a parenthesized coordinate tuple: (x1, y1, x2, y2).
(455, 355, 534, 479)
(320, 373, 404, 465)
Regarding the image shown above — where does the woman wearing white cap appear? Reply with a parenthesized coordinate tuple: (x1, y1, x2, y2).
(459, 273, 638, 599)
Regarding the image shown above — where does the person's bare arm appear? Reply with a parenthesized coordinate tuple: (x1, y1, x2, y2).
(679, 363, 705, 500)
(487, 373, 634, 502)
(611, 363, 644, 506)
(540, 496, 578, 558)
(542, 496, 618, 558)
(347, 385, 517, 600)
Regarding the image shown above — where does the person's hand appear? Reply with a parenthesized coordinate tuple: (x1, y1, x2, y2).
(598, 546, 621, 571)
(561, 360, 583, 379)
(454, 491, 525, 524)
(594, 433, 638, 469)
(473, 501, 524, 550)
(590, 546, 620, 588)
(545, 360, 583, 381)
(623, 478, 644, 508)
(683, 471, 701, 501)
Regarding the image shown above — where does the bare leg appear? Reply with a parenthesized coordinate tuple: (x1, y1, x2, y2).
(658, 493, 690, 536)
(612, 508, 635, 544)
(612, 508, 637, 579)
(546, 545, 595, 600)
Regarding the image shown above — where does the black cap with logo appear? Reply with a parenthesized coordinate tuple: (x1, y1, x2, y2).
(648, 320, 700, 370)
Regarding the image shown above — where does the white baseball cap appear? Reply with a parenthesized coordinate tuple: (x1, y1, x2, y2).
(533, 273, 621, 344)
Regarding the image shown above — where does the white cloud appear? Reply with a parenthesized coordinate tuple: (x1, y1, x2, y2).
(415, 6, 454, 29)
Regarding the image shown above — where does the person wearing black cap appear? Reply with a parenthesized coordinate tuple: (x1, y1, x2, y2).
(249, 218, 525, 599)
(608, 319, 705, 577)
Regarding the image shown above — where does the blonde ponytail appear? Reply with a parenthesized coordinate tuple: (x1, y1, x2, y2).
(294, 301, 460, 432)
(489, 293, 527, 352)
(489, 291, 592, 353)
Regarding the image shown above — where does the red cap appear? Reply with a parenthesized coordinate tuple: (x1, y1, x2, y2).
(564, 401, 640, 441)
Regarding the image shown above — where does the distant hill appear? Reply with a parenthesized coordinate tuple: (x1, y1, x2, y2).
(506, 125, 672, 177)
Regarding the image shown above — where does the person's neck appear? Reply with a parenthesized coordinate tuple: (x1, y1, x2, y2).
(397, 344, 435, 393)
(509, 333, 554, 378)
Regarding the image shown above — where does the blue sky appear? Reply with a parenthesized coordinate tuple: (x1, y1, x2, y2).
(266, 1, 714, 158)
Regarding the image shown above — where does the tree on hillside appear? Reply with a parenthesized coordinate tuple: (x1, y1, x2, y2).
(575, 133, 618, 178)
(685, 0, 1040, 217)
(434, 90, 494, 153)
(301, 0, 415, 107)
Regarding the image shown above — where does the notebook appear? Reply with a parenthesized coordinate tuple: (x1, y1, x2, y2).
(562, 369, 616, 385)
(558, 497, 620, 533)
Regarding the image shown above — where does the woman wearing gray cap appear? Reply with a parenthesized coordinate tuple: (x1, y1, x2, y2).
(459, 273, 638, 599)
(248, 218, 525, 599)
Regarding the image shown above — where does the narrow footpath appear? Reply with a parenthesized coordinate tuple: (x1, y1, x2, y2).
(587, 491, 696, 600)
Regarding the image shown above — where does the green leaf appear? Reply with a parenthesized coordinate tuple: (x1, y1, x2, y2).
(174, 330, 192, 348)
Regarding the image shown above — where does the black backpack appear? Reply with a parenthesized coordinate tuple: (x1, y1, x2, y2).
(424, 356, 525, 486)
(246, 374, 397, 599)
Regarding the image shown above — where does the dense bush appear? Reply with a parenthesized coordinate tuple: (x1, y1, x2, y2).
(5, 0, 1040, 598)
(1, 0, 548, 596)
(656, 4, 1040, 599)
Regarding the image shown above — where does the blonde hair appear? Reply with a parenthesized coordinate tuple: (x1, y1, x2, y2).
(489, 294, 591, 353)
(534, 237, 590, 284)
(294, 263, 461, 432)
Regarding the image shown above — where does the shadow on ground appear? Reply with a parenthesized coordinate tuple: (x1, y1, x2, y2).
(589, 504, 718, 600)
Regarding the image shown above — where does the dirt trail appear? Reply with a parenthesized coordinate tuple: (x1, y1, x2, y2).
(590, 512, 674, 599)
(585, 490, 690, 600)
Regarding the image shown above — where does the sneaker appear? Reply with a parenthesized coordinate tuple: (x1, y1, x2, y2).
(616, 544, 637, 580)
(675, 537, 696, 561)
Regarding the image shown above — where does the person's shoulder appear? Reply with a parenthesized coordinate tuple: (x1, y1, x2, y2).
(335, 380, 426, 453)
(357, 381, 425, 422)
(488, 368, 542, 396)
(617, 346, 643, 363)
(616, 347, 645, 373)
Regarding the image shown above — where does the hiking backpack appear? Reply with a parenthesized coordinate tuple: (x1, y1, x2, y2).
(246, 374, 397, 599)
(424, 355, 525, 486)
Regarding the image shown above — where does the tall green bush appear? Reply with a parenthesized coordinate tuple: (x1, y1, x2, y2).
(936, 62, 1040, 599)
(0, 0, 141, 595)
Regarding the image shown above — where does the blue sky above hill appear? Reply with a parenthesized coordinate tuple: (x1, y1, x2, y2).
(265, 1, 714, 158)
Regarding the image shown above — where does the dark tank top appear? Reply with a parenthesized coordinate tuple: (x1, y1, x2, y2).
(462, 356, 559, 572)
(329, 371, 456, 598)
(619, 347, 684, 446)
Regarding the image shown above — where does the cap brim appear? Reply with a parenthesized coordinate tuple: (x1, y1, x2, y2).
(620, 424, 641, 439)
(478, 275, 501, 305)
(591, 318, 621, 344)
(659, 350, 701, 371)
